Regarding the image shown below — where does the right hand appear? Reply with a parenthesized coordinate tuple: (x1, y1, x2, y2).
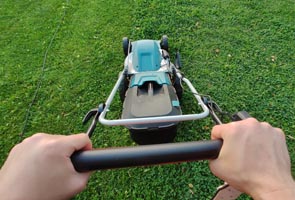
(209, 118, 295, 199)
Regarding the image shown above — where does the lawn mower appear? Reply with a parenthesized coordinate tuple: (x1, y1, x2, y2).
(71, 36, 250, 199)
(72, 35, 250, 169)
(83, 35, 224, 144)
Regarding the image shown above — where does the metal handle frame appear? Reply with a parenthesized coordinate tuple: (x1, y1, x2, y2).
(98, 69, 209, 126)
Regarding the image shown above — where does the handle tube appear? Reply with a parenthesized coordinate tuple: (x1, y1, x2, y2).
(71, 139, 222, 172)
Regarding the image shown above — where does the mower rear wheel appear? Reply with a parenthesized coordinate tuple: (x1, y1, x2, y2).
(174, 76, 183, 100)
(160, 35, 168, 52)
(175, 51, 182, 69)
(123, 37, 131, 57)
(118, 72, 129, 102)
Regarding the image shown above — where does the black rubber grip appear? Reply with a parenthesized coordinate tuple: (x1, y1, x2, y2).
(71, 139, 222, 172)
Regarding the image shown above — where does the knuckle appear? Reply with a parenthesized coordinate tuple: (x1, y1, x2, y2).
(43, 139, 59, 152)
(10, 142, 22, 153)
(33, 133, 46, 137)
(22, 133, 46, 144)
(260, 121, 271, 128)
(245, 117, 259, 125)
(275, 127, 284, 134)
(30, 133, 47, 141)
(275, 127, 285, 138)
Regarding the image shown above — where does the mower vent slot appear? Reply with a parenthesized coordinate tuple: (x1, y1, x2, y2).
(137, 81, 164, 97)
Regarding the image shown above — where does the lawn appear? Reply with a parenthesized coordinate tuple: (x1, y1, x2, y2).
(1, 0, 294, 199)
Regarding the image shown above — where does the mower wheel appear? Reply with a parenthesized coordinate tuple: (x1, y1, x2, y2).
(123, 37, 131, 57)
(174, 76, 183, 100)
(160, 35, 168, 52)
(175, 51, 182, 69)
(118, 72, 129, 102)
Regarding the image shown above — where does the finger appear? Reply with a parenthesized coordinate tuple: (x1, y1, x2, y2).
(211, 125, 223, 140)
(63, 134, 92, 155)
(208, 159, 222, 179)
(70, 172, 92, 193)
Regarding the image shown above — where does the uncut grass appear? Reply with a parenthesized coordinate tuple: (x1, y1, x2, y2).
(1, 0, 295, 200)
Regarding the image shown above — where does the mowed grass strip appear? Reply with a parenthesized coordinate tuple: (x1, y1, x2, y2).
(1, 0, 294, 200)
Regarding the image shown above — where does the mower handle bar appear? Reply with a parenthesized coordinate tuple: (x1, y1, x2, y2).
(71, 139, 222, 172)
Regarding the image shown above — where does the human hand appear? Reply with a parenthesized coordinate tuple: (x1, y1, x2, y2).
(0, 133, 92, 200)
(209, 118, 295, 199)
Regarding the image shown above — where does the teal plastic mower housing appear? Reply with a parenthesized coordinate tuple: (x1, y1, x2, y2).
(131, 40, 162, 72)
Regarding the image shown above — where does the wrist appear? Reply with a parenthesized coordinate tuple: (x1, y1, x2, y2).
(0, 172, 27, 200)
(253, 181, 295, 200)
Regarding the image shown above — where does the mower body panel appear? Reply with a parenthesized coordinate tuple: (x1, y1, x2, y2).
(131, 40, 162, 72)
(122, 83, 182, 127)
(130, 71, 170, 88)
(124, 40, 171, 75)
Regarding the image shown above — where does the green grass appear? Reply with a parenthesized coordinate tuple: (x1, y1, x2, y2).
(1, 0, 295, 199)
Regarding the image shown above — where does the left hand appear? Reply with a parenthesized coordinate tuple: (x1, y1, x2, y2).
(0, 133, 92, 200)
